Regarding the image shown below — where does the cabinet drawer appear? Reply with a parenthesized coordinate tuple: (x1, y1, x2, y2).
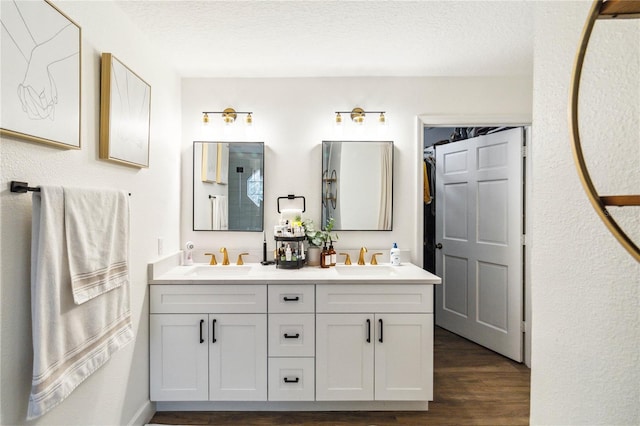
(316, 284, 433, 313)
(268, 357, 315, 401)
(150, 285, 266, 313)
(268, 285, 315, 313)
(268, 314, 315, 357)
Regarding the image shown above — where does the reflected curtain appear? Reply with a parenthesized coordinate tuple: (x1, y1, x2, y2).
(377, 143, 393, 229)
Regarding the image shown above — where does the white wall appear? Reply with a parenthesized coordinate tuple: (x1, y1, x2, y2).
(530, 2, 639, 424)
(180, 77, 532, 262)
(0, 1, 181, 425)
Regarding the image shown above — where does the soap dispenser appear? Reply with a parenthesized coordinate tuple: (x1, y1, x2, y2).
(390, 242, 400, 266)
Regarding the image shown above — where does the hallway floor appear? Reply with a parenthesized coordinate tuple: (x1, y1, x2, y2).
(149, 326, 530, 425)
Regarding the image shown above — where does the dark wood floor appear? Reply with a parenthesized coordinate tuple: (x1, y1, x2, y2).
(149, 327, 530, 425)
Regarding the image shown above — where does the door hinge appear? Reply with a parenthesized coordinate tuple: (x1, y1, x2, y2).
(521, 234, 526, 245)
(521, 321, 527, 333)
(522, 145, 527, 157)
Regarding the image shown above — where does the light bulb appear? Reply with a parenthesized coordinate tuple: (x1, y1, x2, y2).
(245, 113, 253, 126)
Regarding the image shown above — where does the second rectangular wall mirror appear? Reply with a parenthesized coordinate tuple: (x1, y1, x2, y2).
(193, 141, 264, 231)
(322, 141, 393, 231)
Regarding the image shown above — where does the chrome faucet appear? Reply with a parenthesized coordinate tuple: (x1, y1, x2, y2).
(220, 247, 230, 265)
(358, 247, 368, 265)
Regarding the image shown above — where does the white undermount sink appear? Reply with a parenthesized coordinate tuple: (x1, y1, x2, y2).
(334, 265, 397, 276)
(187, 265, 253, 276)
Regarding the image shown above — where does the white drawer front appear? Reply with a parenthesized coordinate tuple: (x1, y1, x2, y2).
(268, 285, 315, 313)
(268, 314, 315, 357)
(150, 285, 266, 313)
(316, 284, 433, 313)
(268, 357, 315, 401)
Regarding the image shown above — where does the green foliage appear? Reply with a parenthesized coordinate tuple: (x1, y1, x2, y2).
(302, 217, 338, 246)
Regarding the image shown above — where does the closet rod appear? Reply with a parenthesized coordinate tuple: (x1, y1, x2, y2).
(10, 181, 131, 196)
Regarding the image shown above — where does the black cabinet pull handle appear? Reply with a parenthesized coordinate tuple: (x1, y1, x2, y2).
(283, 296, 300, 302)
(199, 319, 204, 343)
(284, 377, 299, 383)
(366, 319, 371, 343)
(378, 318, 383, 343)
(284, 333, 300, 339)
(212, 319, 217, 343)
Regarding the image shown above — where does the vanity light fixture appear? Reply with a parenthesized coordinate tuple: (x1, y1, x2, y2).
(202, 107, 253, 126)
(334, 107, 386, 126)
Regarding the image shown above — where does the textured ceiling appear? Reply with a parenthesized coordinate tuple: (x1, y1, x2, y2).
(115, 0, 535, 78)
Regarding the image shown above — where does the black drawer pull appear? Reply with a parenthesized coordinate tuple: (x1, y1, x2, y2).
(366, 319, 371, 343)
(284, 333, 300, 339)
(212, 319, 217, 343)
(283, 296, 300, 302)
(199, 319, 204, 343)
(379, 318, 384, 343)
(284, 377, 299, 384)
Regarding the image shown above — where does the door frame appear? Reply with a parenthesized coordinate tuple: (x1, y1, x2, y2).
(416, 114, 532, 367)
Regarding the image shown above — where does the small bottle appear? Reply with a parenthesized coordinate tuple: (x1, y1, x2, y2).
(285, 244, 292, 261)
(329, 241, 337, 267)
(390, 242, 401, 266)
(321, 243, 330, 268)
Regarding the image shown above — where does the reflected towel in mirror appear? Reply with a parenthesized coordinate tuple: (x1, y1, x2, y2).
(211, 195, 228, 230)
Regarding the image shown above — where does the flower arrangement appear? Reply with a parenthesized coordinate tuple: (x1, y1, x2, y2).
(301, 217, 338, 247)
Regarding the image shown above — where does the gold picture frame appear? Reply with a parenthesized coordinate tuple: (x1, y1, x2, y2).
(99, 53, 151, 168)
(0, 0, 81, 148)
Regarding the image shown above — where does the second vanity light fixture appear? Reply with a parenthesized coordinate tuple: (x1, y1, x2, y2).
(335, 107, 386, 126)
(202, 107, 253, 126)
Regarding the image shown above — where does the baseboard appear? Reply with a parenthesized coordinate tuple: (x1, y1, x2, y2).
(155, 400, 429, 412)
(128, 400, 156, 426)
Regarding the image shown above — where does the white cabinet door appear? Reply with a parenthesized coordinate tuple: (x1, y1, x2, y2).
(209, 314, 267, 401)
(316, 313, 374, 401)
(150, 314, 209, 401)
(374, 314, 433, 401)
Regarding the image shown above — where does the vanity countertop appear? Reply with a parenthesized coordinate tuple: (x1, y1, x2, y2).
(149, 261, 441, 285)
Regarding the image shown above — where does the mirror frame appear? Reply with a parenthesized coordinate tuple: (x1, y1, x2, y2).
(192, 141, 264, 232)
(321, 140, 394, 231)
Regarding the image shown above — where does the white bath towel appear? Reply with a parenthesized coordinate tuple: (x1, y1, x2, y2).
(64, 187, 129, 304)
(211, 195, 228, 230)
(28, 186, 134, 420)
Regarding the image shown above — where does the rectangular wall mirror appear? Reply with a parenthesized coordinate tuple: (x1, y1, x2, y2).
(193, 141, 264, 231)
(322, 141, 393, 231)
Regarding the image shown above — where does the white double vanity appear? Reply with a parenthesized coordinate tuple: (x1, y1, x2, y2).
(149, 253, 441, 411)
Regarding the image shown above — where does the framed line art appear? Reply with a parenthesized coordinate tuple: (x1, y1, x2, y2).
(0, 0, 81, 149)
(99, 53, 151, 168)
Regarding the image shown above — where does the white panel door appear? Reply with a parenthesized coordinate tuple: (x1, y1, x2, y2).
(149, 314, 209, 401)
(316, 313, 374, 401)
(209, 314, 267, 401)
(435, 127, 524, 362)
(374, 314, 433, 401)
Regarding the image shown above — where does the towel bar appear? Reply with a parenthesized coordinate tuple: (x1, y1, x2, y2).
(10, 180, 131, 196)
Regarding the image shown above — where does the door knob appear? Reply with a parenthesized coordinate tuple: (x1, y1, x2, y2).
(435, 243, 443, 249)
